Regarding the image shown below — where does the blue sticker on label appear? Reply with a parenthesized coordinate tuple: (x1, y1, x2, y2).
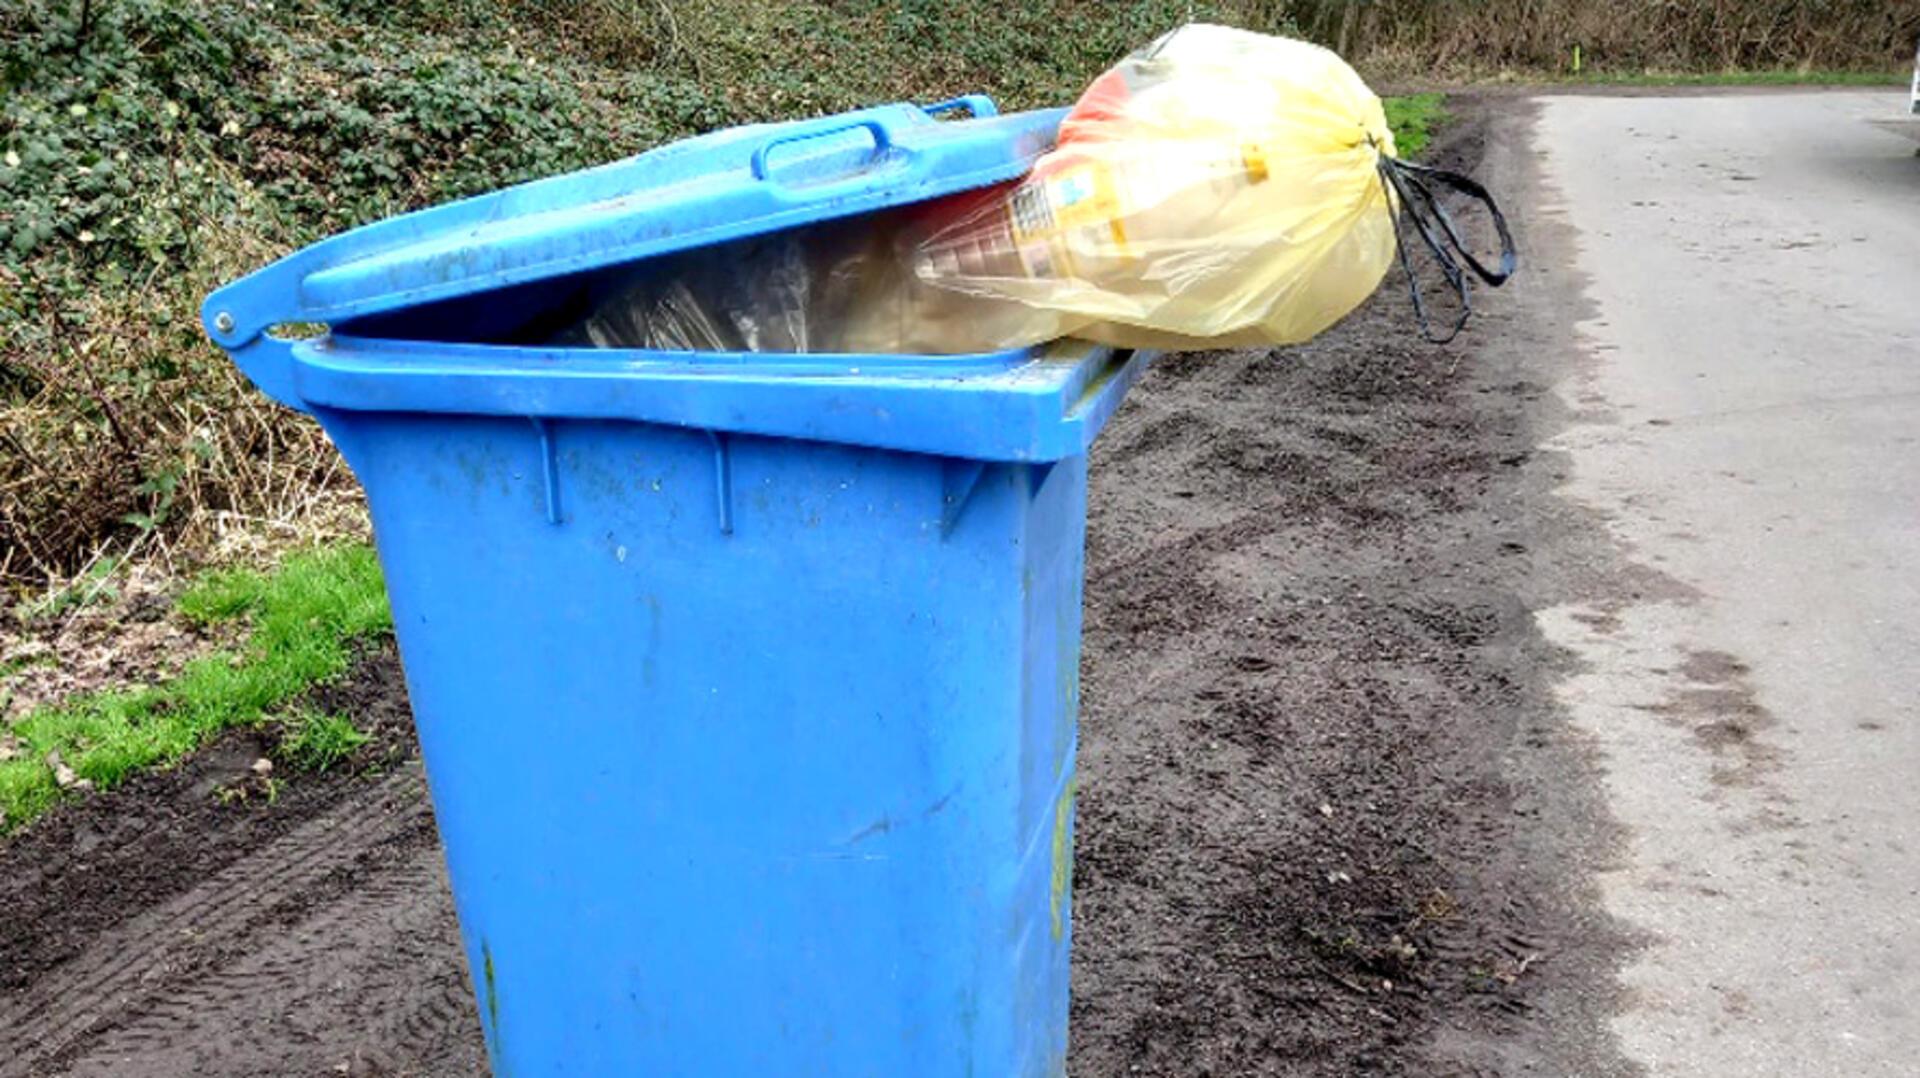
(1057, 173, 1092, 207)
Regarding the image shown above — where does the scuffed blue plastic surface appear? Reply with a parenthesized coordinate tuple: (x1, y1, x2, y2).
(324, 394, 1109, 1074)
(314, 339, 1143, 1075)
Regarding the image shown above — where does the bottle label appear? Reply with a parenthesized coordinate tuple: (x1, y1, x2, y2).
(1001, 147, 1259, 280)
(1007, 159, 1129, 279)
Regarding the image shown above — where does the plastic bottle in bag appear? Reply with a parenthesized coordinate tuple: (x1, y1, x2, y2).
(835, 24, 1402, 353)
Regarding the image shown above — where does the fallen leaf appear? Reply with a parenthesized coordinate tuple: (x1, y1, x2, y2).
(45, 748, 81, 789)
(2, 639, 51, 665)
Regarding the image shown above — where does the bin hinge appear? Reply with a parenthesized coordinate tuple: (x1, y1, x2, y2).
(941, 459, 988, 537)
(707, 431, 734, 536)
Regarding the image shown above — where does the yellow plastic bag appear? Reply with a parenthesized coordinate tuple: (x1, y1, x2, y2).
(866, 24, 1402, 353)
(564, 26, 1410, 355)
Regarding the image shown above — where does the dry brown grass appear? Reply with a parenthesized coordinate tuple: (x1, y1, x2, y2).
(1332, 0, 1919, 77)
(0, 192, 368, 594)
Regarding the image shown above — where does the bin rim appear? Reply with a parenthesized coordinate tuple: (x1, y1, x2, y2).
(323, 331, 1040, 379)
(289, 334, 1152, 464)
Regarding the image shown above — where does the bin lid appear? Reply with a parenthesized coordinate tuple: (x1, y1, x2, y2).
(203, 97, 1059, 374)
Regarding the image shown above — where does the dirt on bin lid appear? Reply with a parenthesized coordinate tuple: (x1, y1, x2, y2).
(0, 94, 1629, 1077)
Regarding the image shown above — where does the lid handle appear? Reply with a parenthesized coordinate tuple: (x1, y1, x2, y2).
(749, 116, 901, 185)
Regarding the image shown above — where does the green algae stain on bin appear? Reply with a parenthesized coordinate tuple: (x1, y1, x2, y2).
(1049, 774, 1076, 940)
(481, 940, 505, 1071)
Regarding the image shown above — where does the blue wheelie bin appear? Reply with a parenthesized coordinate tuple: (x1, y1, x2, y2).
(204, 98, 1147, 1076)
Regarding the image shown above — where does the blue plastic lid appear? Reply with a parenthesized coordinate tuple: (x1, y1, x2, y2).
(203, 97, 1064, 405)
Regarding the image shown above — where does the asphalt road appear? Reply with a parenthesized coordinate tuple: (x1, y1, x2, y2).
(1534, 91, 1920, 1076)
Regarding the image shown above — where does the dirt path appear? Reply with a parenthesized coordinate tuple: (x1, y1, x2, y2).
(1067, 99, 1630, 1076)
(1, 99, 1630, 1076)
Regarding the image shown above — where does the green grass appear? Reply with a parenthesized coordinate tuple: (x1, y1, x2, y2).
(0, 650, 56, 680)
(280, 709, 372, 772)
(1560, 69, 1904, 87)
(174, 563, 275, 624)
(14, 558, 123, 623)
(1385, 93, 1449, 157)
(0, 544, 389, 833)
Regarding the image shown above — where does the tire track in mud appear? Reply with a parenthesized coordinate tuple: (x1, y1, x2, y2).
(1, 766, 457, 1076)
(56, 839, 476, 1077)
